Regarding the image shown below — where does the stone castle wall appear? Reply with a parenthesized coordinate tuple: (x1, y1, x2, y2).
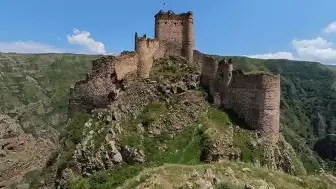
(194, 51, 217, 89)
(227, 71, 280, 142)
(197, 51, 281, 142)
(68, 35, 160, 114)
(256, 74, 281, 142)
(135, 34, 160, 78)
(155, 10, 194, 63)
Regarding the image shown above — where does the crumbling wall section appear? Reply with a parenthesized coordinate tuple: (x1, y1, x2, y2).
(195, 51, 217, 89)
(114, 51, 139, 80)
(216, 59, 233, 107)
(68, 53, 138, 114)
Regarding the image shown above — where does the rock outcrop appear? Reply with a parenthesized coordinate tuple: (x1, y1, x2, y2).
(0, 113, 56, 187)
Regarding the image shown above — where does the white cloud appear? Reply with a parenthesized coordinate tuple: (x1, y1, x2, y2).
(292, 37, 336, 63)
(0, 41, 63, 53)
(0, 29, 109, 54)
(323, 21, 336, 34)
(247, 37, 336, 64)
(292, 37, 332, 49)
(247, 22, 336, 65)
(67, 28, 106, 54)
(247, 52, 295, 60)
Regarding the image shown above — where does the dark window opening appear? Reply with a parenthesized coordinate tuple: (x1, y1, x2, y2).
(7, 146, 14, 151)
(165, 22, 167, 24)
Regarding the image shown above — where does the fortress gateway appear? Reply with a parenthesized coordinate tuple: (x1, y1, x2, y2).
(69, 10, 281, 143)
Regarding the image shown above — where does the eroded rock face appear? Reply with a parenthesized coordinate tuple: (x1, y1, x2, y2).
(69, 81, 204, 177)
(260, 135, 307, 176)
(202, 125, 241, 162)
(0, 114, 56, 187)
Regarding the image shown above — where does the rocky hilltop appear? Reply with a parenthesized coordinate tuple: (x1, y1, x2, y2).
(29, 55, 333, 189)
(0, 52, 335, 188)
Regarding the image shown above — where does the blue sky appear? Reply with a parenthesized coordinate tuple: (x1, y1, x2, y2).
(1, 0, 336, 64)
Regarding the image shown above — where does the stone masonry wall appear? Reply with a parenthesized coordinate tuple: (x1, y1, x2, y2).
(216, 59, 233, 107)
(257, 74, 281, 142)
(228, 71, 280, 142)
(114, 52, 139, 80)
(154, 10, 194, 63)
(194, 50, 217, 89)
(135, 34, 160, 78)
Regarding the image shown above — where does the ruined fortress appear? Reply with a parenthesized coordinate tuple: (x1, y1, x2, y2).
(69, 10, 280, 143)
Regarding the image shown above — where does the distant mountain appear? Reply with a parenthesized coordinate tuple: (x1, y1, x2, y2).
(328, 65, 336, 72)
(0, 53, 98, 187)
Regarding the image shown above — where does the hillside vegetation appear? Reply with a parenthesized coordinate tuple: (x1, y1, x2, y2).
(0, 53, 98, 136)
(0, 53, 335, 188)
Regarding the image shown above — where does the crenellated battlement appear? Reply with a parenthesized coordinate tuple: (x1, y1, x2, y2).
(134, 32, 160, 78)
(231, 71, 280, 89)
(135, 33, 159, 49)
(154, 10, 193, 20)
(154, 10, 194, 64)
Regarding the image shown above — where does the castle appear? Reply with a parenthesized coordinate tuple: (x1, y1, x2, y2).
(69, 10, 280, 143)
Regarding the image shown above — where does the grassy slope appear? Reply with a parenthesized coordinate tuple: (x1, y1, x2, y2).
(0, 53, 98, 137)
(119, 162, 336, 189)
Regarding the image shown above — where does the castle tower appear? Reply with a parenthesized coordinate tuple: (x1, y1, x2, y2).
(217, 58, 233, 108)
(154, 10, 195, 64)
(135, 33, 159, 78)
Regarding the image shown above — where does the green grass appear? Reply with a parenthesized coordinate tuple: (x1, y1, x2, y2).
(215, 182, 243, 189)
(69, 164, 144, 189)
(68, 122, 204, 188)
(118, 161, 336, 189)
(150, 56, 198, 83)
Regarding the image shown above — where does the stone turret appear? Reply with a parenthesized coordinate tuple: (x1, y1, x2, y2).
(134, 33, 160, 78)
(154, 10, 195, 64)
